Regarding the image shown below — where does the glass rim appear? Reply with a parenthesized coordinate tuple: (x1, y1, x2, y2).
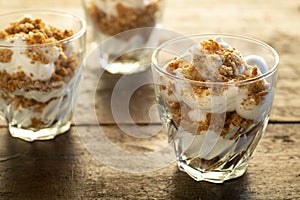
(0, 9, 86, 48)
(152, 33, 279, 85)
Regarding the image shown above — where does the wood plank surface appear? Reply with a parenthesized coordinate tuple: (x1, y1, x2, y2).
(0, 0, 299, 199)
(0, 123, 299, 199)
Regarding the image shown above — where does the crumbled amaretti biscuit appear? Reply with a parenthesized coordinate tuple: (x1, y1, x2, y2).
(87, 1, 160, 36)
(0, 17, 74, 64)
(0, 49, 13, 63)
(3, 17, 73, 42)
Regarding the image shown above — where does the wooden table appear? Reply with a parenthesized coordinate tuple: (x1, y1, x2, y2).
(0, 0, 299, 199)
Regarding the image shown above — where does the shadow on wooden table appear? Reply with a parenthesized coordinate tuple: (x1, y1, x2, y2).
(171, 169, 251, 200)
(0, 129, 80, 199)
(95, 68, 159, 125)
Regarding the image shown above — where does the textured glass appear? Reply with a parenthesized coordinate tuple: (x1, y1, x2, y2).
(82, 0, 165, 74)
(151, 34, 279, 183)
(0, 10, 86, 141)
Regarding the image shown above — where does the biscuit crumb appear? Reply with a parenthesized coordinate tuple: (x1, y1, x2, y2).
(0, 49, 13, 63)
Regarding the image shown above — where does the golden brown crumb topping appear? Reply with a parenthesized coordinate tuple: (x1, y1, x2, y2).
(0, 17, 74, 65)
(0, 16, 78, 90)
(2, 17, 73, 44)
(166, 39, 248, 82)
(201, 39, 222, 52)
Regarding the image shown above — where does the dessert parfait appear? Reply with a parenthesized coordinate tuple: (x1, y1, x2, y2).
(152, 35, 279, 183)
(86, 0, 163, 37)
(0, 11, 85, 141)
(83, 0, 164, 74)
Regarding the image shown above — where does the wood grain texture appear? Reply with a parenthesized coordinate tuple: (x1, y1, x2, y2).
(0, 0, 299, 199)
(0, 124, 299, 200)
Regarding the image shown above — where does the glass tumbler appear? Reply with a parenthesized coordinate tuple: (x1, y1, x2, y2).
(82, 0, 165, 74)
(0, 10, 86, 141)
(151, 34, 279, 183)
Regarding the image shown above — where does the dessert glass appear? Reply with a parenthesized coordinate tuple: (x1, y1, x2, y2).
(82, 0, 165, 74)
(0, 10, 86, 141)
(151, 34, 279, 183)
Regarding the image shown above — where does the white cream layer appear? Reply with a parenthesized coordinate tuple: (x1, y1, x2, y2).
(176, 129, 255, 160)
(5, 94, 73, 128)
(0, 34, 59, 81)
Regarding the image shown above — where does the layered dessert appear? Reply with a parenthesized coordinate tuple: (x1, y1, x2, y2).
(86, 0, 162, 36)
(85, 0, 163, 74)
(0, 16, 78, 131)
(156, 37, 273, 172)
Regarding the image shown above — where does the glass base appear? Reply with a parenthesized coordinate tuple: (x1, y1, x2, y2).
(101, 48, 151, 75)
(105, 60, 150, 75)
(177, 160, 248, 184)
(9, 121, 71, 142)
